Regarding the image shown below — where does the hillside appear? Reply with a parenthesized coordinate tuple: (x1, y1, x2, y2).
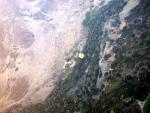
(3, 0, 150, 113)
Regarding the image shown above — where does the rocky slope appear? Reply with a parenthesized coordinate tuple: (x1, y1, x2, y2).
(1, 0, 150, 113)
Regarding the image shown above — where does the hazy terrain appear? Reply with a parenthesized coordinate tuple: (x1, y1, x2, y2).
(0, 0, 98, 111)
(0, 0, 150, 113)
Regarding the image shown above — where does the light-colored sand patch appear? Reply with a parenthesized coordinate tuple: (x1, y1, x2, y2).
(119, 20, 127, 30)
(120, 0, 140, 20)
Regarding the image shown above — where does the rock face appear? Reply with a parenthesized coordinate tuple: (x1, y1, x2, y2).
(0, 0, 100, 112)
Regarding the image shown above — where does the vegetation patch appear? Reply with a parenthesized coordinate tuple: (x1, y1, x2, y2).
(143, 96, 150, 113)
